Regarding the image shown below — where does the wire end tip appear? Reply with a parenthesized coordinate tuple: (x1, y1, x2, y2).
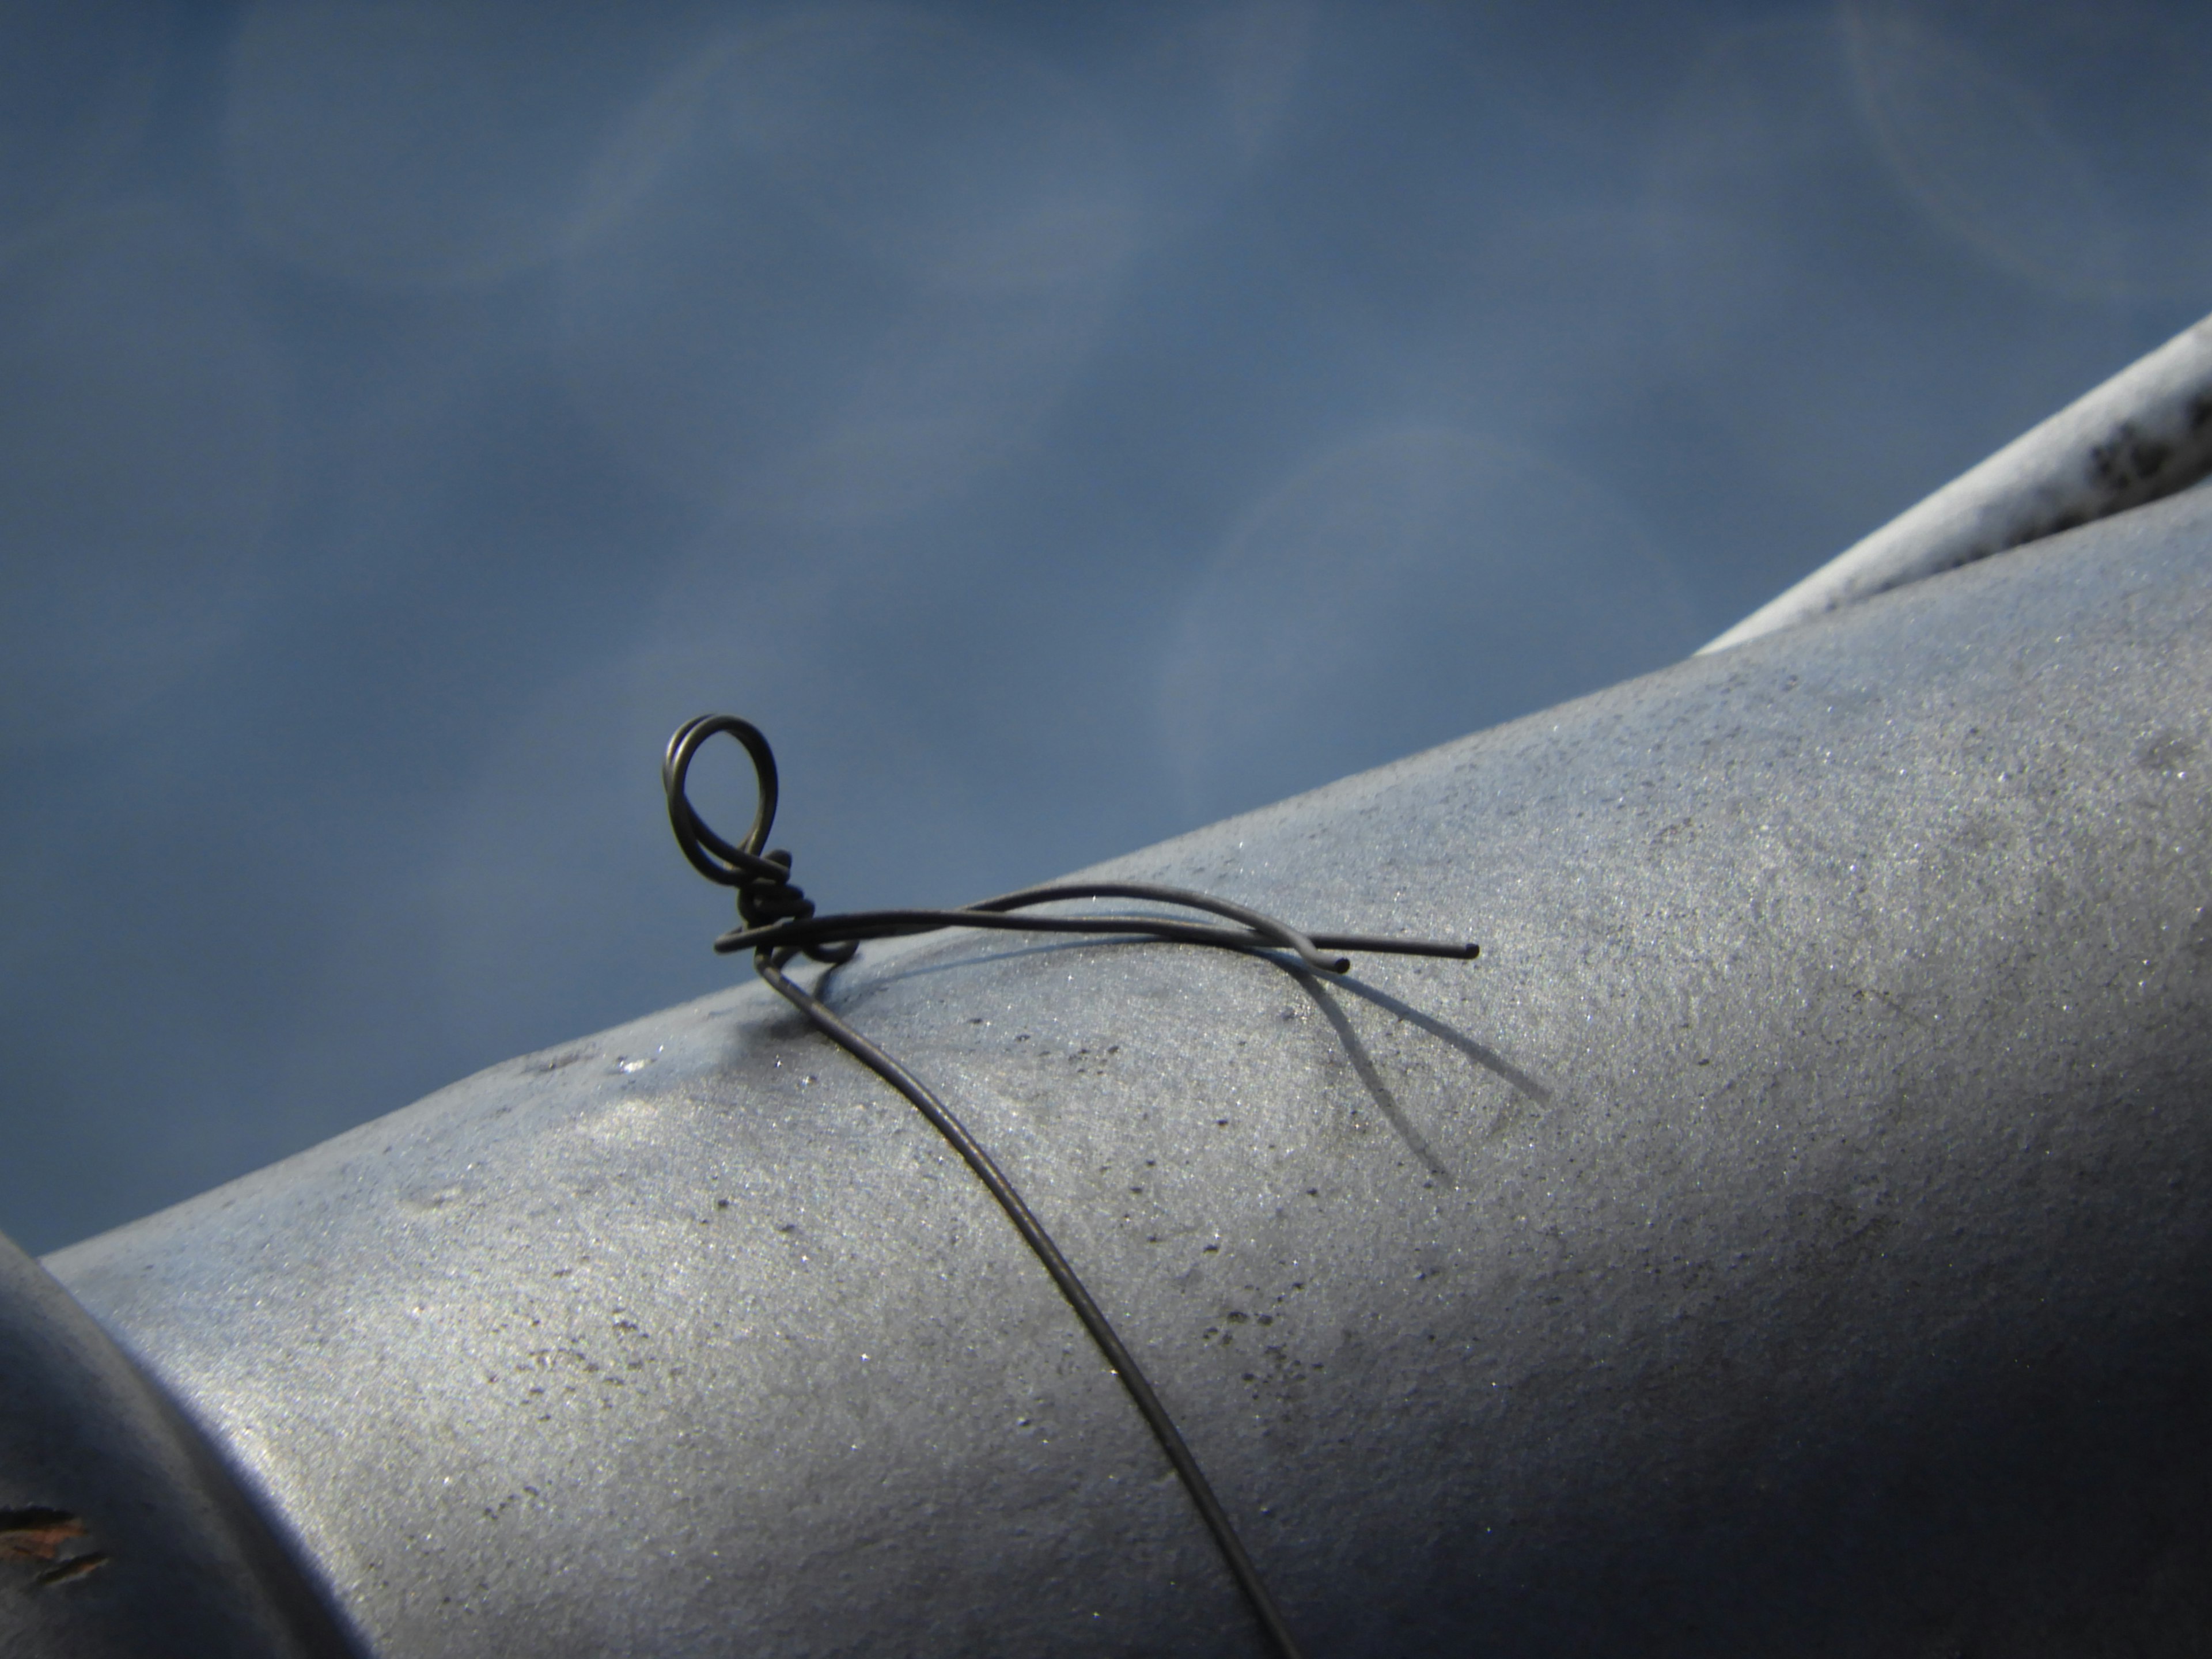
(1328, 955, 1352, 974)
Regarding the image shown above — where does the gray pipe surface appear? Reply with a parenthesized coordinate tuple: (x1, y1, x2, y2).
(1702, 310, 2212, 652)
(40, 490, 2212, 1656)
(0, 1228, 358, 1656)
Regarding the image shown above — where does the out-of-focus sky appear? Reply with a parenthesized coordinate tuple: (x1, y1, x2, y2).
(2, 0, 2205, 1253)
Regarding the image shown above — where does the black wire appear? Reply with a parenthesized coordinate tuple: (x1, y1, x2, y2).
(663, 715, 1481, 1659)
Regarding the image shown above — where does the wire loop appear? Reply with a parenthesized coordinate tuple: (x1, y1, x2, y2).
(662, 714, 852, 961)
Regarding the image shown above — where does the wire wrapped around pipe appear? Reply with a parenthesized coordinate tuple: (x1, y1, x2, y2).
(664, 714, 1482, 1659)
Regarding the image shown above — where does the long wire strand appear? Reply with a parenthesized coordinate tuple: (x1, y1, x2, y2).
(664, 715, 1482, 1659)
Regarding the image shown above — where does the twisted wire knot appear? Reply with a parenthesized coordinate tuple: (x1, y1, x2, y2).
(661, 714, 852, 963)
(735, 849, 815, 931)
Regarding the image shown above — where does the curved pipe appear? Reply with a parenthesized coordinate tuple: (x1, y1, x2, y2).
(0, 1230, 359, 1655)
(24, 492, 2212, 1654)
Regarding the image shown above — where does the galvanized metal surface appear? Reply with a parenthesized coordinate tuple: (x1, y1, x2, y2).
(50, 493, 2212, 1656)
(1703, 309, 2212, 652)
(0, 1228, 358, 1656)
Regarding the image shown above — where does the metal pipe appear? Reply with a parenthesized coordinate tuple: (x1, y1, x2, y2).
(1701, 310, 2212, 652)
(28, 488, 2212, 1655)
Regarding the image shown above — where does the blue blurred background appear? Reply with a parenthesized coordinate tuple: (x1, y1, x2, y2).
(3, 0, 2206, 1252)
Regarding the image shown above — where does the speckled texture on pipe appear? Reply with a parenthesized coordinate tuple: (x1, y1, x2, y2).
(1703, 311, 2212, 653)
(49, 491, 2212, 1656)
